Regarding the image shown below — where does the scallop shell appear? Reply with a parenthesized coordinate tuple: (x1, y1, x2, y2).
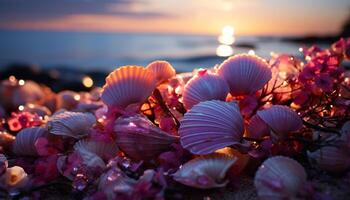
(182, 72, 230, 110)
(101, 66, 156, 108)
(146, 60, 176, 84)
(114, 115, 179, 161)
(173, 154, 237, 189)
(12, 127, 47, 156)
(257, 105, 303, 138)
(23, 104, 52, 117)
(56, 90, 80, 110)
(254, 156, 307, 200)
(246, 114, 270, 139)
(47, 111, 96, 138)
(99, 167, 136, 199)
(179, 100, 244, 155)
(74, 139, 119, 160)
(217, 54, 272, 95)
(75, 147, 106, 169)
(308, 146, 350, 173)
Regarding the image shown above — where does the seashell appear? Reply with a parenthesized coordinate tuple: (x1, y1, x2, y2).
(308, 146, 350, 173)
(74, 139, 118, 160)
(56, 90, 80, 110)
(76, 147, 106, 169)
(0, 131, 16, 150)
(217, 54, 272, 95)
(215, 147, 250, 174)
(257, 105, 302, 138)
(12, 127, 47, 156)
(99, 167, 136, 199)
(182, 72, 230, 110)
(0, 154, 7, 176)
(0, 166, 29, 189)
(246, 114, 270, 139)
(101, 66, 156, 108)
(23, 103, 52, 117)
(173, 154, 237, 189)
(179, 100, 244, 155)
(114, 114, 179, 161)
(12, 81, 45, 107)
(254, 156, 307, 200)
(146, 60, 176, 84)
(47, 111, 96, 138)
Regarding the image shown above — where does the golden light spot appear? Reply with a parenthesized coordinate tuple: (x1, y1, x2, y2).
(82, 76, 93, 88)
(222, 25, 234, 36)
(298, 47, 303, 52)
(248, 49, 255, 55)
(18, 105, 24, 111)
(9, 76, 16, 82)
(216, 45, 233, 57)
(74, 94, 81, 101)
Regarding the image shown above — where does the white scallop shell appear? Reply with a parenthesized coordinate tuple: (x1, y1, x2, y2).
(47, 111, 96, 138)
(114, 114, 179, 161)
(182, 72, 230, 110)
(146, 60, 176, 84)
(257, 105, 303, 138)
(217, 54, 272, 95)
(12, 127, 47, 156)
(173, 154, 237, 189)
(308, 146, 350, 173)
(254, 156, 307, 200)
(101, 66, 156, 108)
(74, 139, 119, 160)
(179, 100, 244, 155)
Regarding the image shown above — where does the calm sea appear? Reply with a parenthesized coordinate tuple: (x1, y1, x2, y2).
(0, 29, 309, 72)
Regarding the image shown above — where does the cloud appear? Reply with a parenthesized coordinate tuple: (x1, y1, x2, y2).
(0, 0, 171, 21)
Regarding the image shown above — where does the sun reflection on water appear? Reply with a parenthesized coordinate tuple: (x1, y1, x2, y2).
(216, 25, 235, 57)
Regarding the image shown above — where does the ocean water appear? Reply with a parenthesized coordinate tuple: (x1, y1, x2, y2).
(0, 29, 308, 72)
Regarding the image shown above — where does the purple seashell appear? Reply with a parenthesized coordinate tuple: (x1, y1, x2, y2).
(114, 114, 179, 161)
(12, 127, 47, 156)
(74, 139, 119, 161)
(146, 60, 176, 84)
(179, 100, 244, 155)
(182, 72, 230, 110)
(246, 114, 270, 139)
(56, 90, 80, 110)
(257, 105, 303, 138)
(101, 66, 156, 108)
(173, 153, 236, 189)
(254, 156, 307, 200)
(217, 54, 272, 96)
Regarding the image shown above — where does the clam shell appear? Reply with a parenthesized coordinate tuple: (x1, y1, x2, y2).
(114, 115, 179, 161)
(254, 156, 307, 200)
(47, 111, 96, 138)
(257, 105, 302, 138)
(173, 154, 237, 189)
(182, 72, 229, 110)
(246, 114, 270, 139)
(101, 66, 156, 108)
(217, 54, 272, 95)
(308, 146, 350, 173)
(74, 139, 119, 160)
(146, 60, 176, 84)
(99, 167, 136, 199)
(12, 127, 47, 156)
(56, 90, 80, 110)
(179, 100, 244, 155)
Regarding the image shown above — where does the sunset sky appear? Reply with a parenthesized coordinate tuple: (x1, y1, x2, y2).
(0, 0, 350, 36)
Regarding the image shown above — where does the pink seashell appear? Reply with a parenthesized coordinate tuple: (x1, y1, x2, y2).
(12, 127, 47, 156)
(101, 66, 156, 108)
(182, 72, 229, 110)
(173, 153, 236, 189)
(217, 54, 272, 95)
(179, 100, 244, 155)
(308, 146, 350, 173)
(254, 156, 307, 200)
(99, 167, 136, 199)
(56, 90, 81, 110)
(74, 139, 119, 160)
(114, 115, 179, 161)
(257, 105, 302, 138)
(146, 60, 176, 84)
(246, 114, 270, 139)
(12, 81, 45, 107)
(47, 111, 96, 139)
